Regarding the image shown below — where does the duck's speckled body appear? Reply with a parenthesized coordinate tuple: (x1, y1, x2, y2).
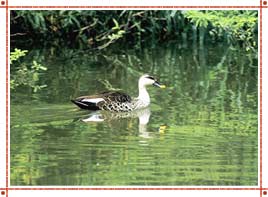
(71, 74, 165, 112)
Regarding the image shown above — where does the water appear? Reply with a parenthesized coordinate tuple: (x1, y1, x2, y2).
(10, 42, 258, 186)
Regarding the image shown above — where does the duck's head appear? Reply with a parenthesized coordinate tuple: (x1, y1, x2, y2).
(139, 74, 166, 89)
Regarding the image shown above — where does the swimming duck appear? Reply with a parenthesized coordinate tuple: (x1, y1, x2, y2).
(71, 74, 166, 112)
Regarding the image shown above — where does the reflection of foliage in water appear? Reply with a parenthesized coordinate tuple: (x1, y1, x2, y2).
(10, 48, 47, 92)
(10, 42, 258, 186)
(10, 103, 258, 185)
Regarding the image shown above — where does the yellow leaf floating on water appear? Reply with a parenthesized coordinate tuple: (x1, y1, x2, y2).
(159, 125, 167, 134)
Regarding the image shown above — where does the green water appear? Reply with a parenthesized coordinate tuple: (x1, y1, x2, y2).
(10, 42, 258, 186)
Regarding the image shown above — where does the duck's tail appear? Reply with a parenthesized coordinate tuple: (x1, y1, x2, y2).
(71, 99, 100, 110)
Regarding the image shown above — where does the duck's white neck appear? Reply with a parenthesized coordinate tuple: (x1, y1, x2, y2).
(137, 84, 150, 104)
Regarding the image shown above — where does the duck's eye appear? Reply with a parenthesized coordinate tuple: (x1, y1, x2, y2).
(146, 76, 155, 80)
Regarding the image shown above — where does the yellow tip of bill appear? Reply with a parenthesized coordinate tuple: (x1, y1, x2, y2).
(160, 85, 166, 89)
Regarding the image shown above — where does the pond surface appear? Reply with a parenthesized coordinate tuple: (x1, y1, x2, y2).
(10, 42, 258, 186)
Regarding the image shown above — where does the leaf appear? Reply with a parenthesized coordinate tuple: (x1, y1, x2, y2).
(112, 18, 119, 30)
(170, 10, 177, 17)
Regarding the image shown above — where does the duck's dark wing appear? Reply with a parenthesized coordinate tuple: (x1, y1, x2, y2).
(71, 91, 132, 111)
(100, 91, 132, 103)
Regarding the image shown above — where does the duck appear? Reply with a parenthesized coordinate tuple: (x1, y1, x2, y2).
(71, 74, 166, 112)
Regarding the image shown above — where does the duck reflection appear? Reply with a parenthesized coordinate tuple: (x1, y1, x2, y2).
(82, 107, 152, 138)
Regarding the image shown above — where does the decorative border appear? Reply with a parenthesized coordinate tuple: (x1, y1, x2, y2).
(1, 5, 268, 8)
(1, 1, 266, 197)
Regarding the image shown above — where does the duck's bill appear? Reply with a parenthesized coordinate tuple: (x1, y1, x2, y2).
(153, 81, 166, 89)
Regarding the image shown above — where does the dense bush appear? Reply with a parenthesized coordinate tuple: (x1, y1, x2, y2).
(11, 10, 257, 51)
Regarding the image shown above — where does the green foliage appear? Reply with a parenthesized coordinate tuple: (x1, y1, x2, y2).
(97, 19, 126, 50)
(184, 10, 257, 51)
(11, 10, 257, 51)
(10, 48, 47, 92)
(184, 10, 211, 28)
(10, 48, 28, 64)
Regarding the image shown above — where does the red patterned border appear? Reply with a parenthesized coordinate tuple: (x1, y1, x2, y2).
(5, 1, 9, 197)
(0, 187, 268, 190)
(1, 2, 266, 197)
(260, 0, 264, 196)
(2, 5, 268, 8)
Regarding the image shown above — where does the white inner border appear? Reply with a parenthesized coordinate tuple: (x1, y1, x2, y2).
(0, 7, 7, 189)
(0, 2, 266, 196)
